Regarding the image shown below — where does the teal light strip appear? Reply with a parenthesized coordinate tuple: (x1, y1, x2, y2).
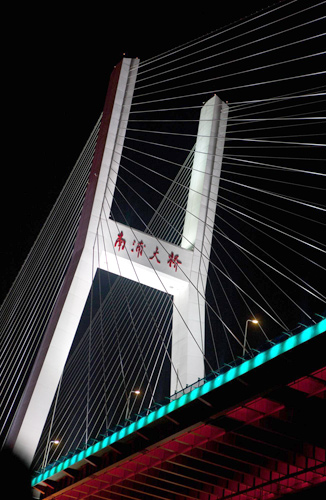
(32, 318, 326, 487)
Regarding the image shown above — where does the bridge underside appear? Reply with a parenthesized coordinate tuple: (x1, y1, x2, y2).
(33, 329, 326, 500)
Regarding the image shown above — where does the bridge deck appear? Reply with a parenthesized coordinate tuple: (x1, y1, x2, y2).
(32, 320, 326, 499)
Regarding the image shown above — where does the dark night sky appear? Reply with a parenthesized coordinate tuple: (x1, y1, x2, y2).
(0, 1, 310, 302)
(2, 5, 325, 486)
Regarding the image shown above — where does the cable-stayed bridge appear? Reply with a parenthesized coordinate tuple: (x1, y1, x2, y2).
(1, 1, 325, 498)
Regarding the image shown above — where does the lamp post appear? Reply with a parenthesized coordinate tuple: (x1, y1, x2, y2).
(42, 439, 59, 469)
(243, 319, 259, 357)
(125, 390, 140, 420)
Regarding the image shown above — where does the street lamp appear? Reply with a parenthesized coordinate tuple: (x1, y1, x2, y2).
(125, 390, 140, 420)
(42, 439, 60, 468)
(243, 319, 259, 356)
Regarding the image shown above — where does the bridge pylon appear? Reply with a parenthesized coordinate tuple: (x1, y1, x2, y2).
(6, 58, 228, 465)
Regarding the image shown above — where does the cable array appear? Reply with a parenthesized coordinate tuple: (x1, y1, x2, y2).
(1, 0, 325, 470)
(0, 116, 101, 446)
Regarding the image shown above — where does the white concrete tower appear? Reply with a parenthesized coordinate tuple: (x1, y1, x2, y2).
(172, 95, 229, 393)
(7, 59, 228, 465)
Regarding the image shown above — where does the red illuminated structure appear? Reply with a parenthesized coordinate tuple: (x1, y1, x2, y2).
(33, 325, 326, 499)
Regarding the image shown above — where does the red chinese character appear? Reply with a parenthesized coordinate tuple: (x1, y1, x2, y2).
(131, 240, 145, 257)
(167, 252, 182, 272)
(149, 246, 161, 263)
(115, 232, 126, 251)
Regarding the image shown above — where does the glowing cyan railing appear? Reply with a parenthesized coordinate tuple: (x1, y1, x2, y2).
(32, 317, 326, 487)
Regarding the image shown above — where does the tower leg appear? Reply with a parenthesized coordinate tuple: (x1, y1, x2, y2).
(6, 59, 139, 465)
(171, 96, 229, 394)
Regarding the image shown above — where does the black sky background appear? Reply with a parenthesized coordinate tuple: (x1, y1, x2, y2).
(1, 1, 281, 303)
